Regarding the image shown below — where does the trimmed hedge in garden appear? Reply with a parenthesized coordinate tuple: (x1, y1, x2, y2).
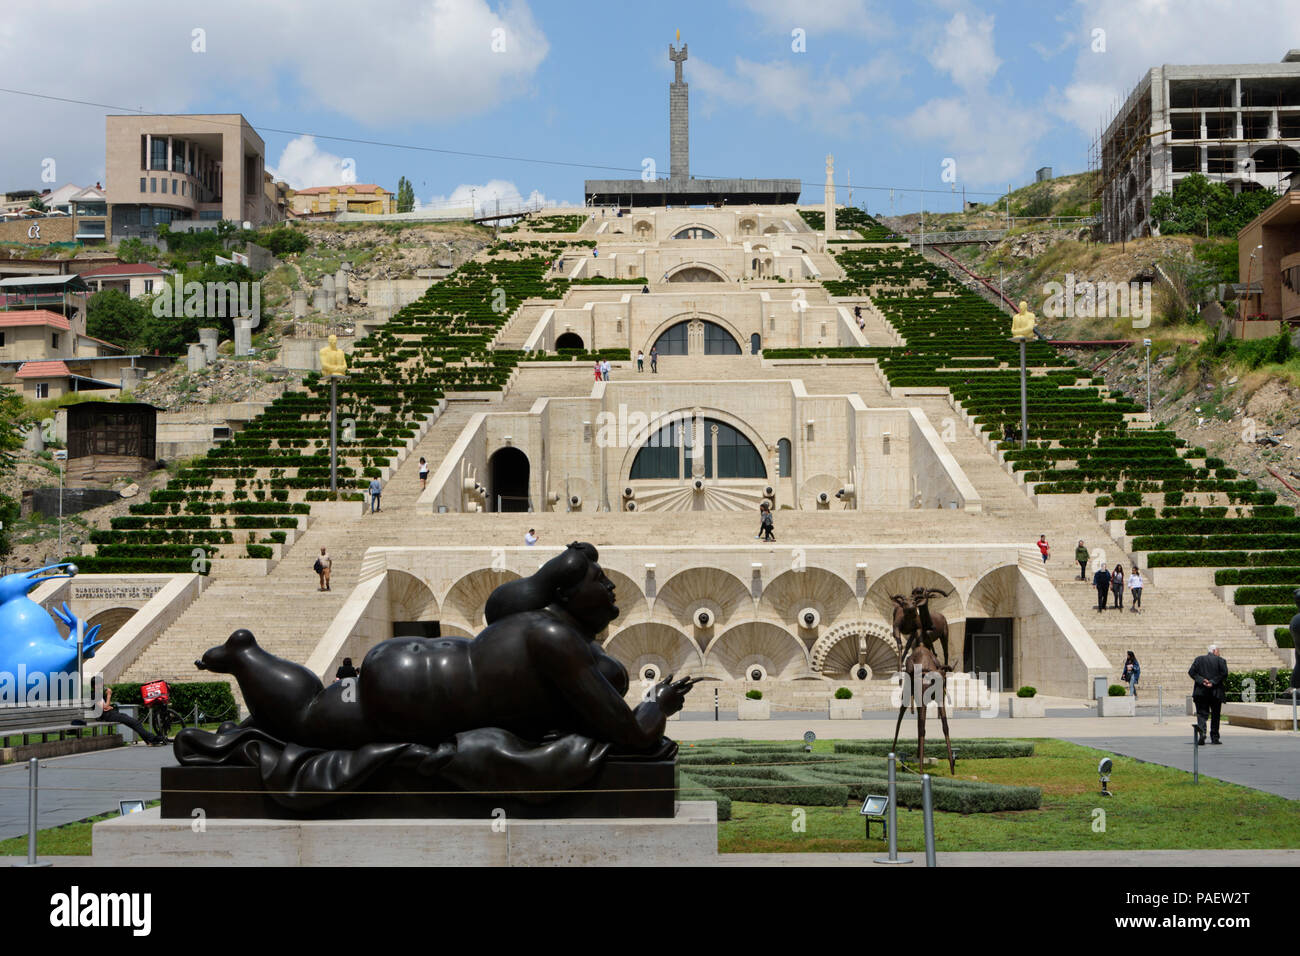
(108, 680, 238, 721)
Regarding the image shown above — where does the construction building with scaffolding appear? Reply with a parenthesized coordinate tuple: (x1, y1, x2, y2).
(1093, 50, 1300, 243)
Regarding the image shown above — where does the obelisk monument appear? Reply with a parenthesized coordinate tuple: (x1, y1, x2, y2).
(825, 154, 836, 237)
(669, 36, 689, 183)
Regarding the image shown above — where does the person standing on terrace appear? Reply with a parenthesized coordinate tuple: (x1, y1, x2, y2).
(1036, 535, 1050, 564)
(1074, 540, 1089, 580)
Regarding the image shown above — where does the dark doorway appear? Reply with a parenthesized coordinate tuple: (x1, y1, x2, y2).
(555, 332, 584, 350)
(488, 447, 530, 512)
(750, 332, 761, 354)
(963, 617, 1014, 692)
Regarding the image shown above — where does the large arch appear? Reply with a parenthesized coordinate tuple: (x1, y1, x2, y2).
(644, 310, 744, 355)
(85, 607, 135, 646)
(759, 567, 856, 643)
(864, 566, 962, 624)
(1250, 144, 1300, 174)
(966, 565, 1020, 618)
(670, 224, 718, 240)
(620, 406, 771, 485)
(388, 570, 438, 623)
(650, 319, 741, 356)
(488, 446, 530, 512)
(554, 331, 584, 350)
(604, 623, 704, 682)
(810, 620, 899, 679)
(653, 566, 752, 632)
(664, 262, 729, 283)
(628, 415, 766, 480)
(441, 568, 521, 631)
(603, 567, 649, 625)
(705, 622, 812, 680)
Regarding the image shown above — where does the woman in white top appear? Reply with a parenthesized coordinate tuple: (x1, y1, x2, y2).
(1128, 568, 1143, 613)
(418, 457, 429, 490)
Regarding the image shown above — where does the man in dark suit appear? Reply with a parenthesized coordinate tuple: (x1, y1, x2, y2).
(1188, 645, 1228, 745)
(1092, 565, 1112, 613)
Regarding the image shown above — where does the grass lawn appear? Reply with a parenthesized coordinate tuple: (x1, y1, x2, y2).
(717, 738, 1300, 853)
(0, 801, 160, 857)
(4, 738, 1294, 857)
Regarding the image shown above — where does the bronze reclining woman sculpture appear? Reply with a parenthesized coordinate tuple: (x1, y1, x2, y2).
(175, 542, 697, 810)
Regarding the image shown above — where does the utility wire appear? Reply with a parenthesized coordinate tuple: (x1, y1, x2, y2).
(0, 86, 1013, 199)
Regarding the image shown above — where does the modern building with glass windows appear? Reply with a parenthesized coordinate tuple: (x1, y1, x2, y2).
(105, 113, 277, 240)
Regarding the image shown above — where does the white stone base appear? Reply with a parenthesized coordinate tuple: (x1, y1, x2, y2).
(828, 699, 862, 719)
(1224, 702, 1298, 731)
(1008, 696, 1044, 718)
(91, 802, 718, 866)
(1098, 696, 1135, 717)
(738, 699, 771, 720)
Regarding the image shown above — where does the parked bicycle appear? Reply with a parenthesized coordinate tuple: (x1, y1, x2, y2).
(141, 680, 189, 738)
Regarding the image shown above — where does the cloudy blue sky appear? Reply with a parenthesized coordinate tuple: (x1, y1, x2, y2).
(2, 0, 1298, 214)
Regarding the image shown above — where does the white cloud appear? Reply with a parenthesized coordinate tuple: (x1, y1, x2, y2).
(0, 0, 549, 190)
(427, 179, 572, 214)
(738, 0, 896, 39)
(688, 54, 907, 136)
(927, 11, 1002, 92)
(267, 136, 356, 189)
(1053, 0, 1300, 135)
(896, 94, 1044, 186)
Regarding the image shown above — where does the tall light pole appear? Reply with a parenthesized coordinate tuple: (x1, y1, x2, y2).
(1242, 243, 1263, 337)
(470, 187, 477, 219)
(1144, 337, 1152, 414)
(54, 448, 66, 557)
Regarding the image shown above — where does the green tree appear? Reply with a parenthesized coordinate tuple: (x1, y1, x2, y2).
(396, 176, 415, 213)
(0, 389, 26, 558)
(116, 237, 155, 264)
(1148, 173, 1275, 237)
(28, 197, 47, 212)
(86, 288, 149, 352)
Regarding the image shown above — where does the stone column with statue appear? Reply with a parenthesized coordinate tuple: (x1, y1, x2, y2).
(319, 335, 348, 496)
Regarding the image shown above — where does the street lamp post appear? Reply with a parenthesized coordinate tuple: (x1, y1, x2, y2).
(1242, 243, 1263, 337)
(1144, 338, 1152, 414)
(54, 449, 66, 558)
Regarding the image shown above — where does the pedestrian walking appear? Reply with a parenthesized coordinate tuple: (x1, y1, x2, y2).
(1110, 563, 1125, 609)
(368, 477, 383, 513)
(760, 505, 775, 542)
(1128, 567, 1144, 613)
(594, 361, 602, 382)
(650, 347, 658, 373)
(1122, 650, 1140, 700)
(755, 502, 768, 539)
(1036, 535, 1050, 564)
(1092, 564, 1111, 612)
(524, 528, 538, 546)
(1189, 644, 1228, 744)
(1074, 540, 1089, 580)
(315, 546, 332, 592)
(418, 456, 429, 491)
(637, 350, 644, 372)
(601, 359, 610, 381)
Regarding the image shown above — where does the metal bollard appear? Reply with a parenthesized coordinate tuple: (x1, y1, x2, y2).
(16, 758, 50, 867)
(714, 688, 719, 722)
(1192, 725, 1199, 784)
(874, 752, 912, 865)
(921, 773, 937, 867)
(1156, 685, 1163, 724)
(1291, 689, 1297, 733)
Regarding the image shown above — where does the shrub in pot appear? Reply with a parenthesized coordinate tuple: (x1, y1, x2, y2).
(746, 689, 763, 700)
(834, 687, 853, 700)
(1108, 684, 1128, 697)
(1017, 686, 1037, 698)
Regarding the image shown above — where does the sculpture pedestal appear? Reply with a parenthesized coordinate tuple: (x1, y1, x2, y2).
(91, 802, 718, 866)
(159, 755, 678, 820)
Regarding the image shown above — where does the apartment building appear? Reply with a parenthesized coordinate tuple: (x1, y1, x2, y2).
(105, 113, 276, 240)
